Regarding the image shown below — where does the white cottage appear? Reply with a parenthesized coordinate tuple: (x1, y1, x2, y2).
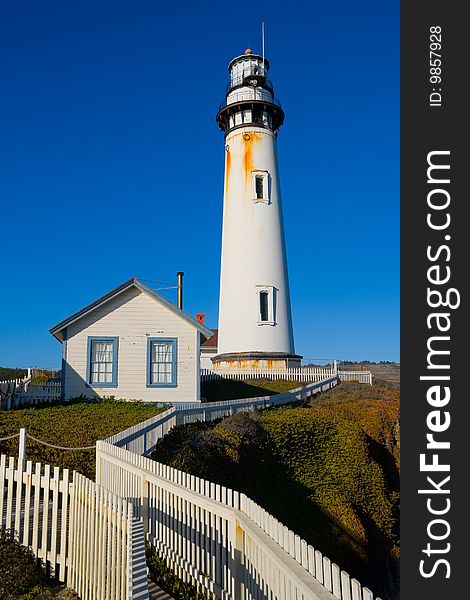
(50, 278, 213, 403)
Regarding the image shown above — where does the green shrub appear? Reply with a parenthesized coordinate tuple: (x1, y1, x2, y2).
(151, 383, 400, 599)
(0, 530, 47, 598)
(0, 531, 80, 599)
(0, 533, 78, 599)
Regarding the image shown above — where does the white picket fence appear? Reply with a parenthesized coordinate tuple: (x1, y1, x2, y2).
(201, 366, 338, 383)
(14, 382, 62, 406)
(0, 455, 70, 578)
(0, 372, 31, 389)
(0, 454, 148, 600)
(99, 440, 361, 600)
(1, 374, 379, 598)
(0, 377, 24, 389)
(338, 370, 373, 385)
(0, 376, 32, 410)
(96, 376, 382, 600)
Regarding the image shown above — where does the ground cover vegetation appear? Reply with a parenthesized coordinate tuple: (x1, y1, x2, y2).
(29, 375, 53, 385)
(200, 377, 310, 402)
(0, 530, 79, 599)
(151, 382, 400, 600)
(0, 398, 166, 479)
(341, 362, 400, 388)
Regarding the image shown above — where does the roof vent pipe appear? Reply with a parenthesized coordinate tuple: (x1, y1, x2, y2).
(176, 271, 184, 310)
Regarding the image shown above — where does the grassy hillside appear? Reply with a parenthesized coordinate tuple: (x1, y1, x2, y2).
(367, 363, 400, 387)
(151, 382, 400, 599)
(310, 382, 400, 465)
(340, 362, 400, 387)
(0, 398, 165, 479)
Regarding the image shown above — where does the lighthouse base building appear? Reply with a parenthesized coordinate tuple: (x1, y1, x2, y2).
(212, 351, 302, 371)
(213, 50, 301, 371)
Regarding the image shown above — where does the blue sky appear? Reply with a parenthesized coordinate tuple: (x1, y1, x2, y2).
(0, 0, 399, 368)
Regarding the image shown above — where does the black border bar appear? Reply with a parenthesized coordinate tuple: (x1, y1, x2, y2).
(401, 2, 467, 598)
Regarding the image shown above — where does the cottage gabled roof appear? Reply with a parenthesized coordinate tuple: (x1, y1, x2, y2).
(49, 277, 214, 342)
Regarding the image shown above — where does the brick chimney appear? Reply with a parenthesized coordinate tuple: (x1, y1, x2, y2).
(196, 313, 205, 325)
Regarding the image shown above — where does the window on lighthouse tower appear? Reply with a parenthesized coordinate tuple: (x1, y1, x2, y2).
(252, 171, 269, 203)
(257, 286, 276, 325)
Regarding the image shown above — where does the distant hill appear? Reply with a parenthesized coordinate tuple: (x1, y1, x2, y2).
(368, 363, 400, 386)
(0, 367, 27, 381)
(340, 362, 400, 387)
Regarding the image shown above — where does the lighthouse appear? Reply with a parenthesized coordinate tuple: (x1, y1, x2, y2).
(213, 49, 301, 370)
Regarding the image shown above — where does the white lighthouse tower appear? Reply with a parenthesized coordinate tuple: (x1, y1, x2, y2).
(213, 49, 301, 370)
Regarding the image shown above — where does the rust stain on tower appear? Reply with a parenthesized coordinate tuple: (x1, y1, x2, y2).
(242, 131, 262, 185)
(242, 134, 253, 178)
(224, 148, 231, 202)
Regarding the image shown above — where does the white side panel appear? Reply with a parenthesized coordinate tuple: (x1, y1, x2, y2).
(200, 350, 218, 370)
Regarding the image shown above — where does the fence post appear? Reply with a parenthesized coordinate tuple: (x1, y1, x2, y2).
(18, 428, 27, 461)
(6, 383, 12, 410)
(229, 518, 245, 599)
(141, 473, 149, 538)
(95, 441, 102, 486)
